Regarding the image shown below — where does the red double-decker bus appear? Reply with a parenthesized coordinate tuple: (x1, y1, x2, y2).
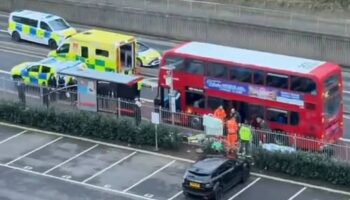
(156, 42, 343, 146)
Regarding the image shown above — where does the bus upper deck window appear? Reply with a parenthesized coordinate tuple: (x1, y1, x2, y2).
(266, 73, 288, 89)
(291, 76, 317, 95)
(186, 60, 204, 75)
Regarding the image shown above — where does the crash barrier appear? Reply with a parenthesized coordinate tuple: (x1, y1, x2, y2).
(3, 0, 350, 67)
(0, 78, 349, 163)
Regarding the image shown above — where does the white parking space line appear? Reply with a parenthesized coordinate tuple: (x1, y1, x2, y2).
(82, 151, 137, 183)
(168, 191, 183, 200)
(288, 187, 307, 200)
(5, 137, 63, 165)
(2, 122, 350, 196)
(228, 178, 261, 200)
(122, 160, 176, 192)
(340, 138, 350, 142)
(0, 130, 27, 144)
(43, 144, 99, 174)
(0, 163, 156, 200)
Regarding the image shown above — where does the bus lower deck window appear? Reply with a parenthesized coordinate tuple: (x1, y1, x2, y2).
(186, 91, 205, 108)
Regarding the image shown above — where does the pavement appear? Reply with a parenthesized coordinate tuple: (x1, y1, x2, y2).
(0, 122, 349, 200)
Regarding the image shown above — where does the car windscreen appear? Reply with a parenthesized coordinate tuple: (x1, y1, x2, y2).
(48, 18, 70, 31)
(137, 42, 149, 53)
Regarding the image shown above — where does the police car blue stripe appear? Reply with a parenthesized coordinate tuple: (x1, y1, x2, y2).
(30, 27, 36, 36)
(30, 77, 38, 85)
(38, 73, 47, 80)
(16, 24, 22, 32)
(21, 69, 28, 77)
(44, 31, 51, 38)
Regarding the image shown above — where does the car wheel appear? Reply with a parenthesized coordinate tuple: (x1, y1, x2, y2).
(48, 39, 58, 49)
(12, 31, 21, 42)
(213, 187, 223, 200)
(183, 191, 191, 199)
(137, 58, 143, 68)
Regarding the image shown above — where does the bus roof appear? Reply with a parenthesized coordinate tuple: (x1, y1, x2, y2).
(70, 29, 135, 46)
(12, 10, 60, 21)
(174, 42, 326, 74)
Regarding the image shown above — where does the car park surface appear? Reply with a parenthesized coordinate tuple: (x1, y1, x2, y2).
(0, 123, 348, 200)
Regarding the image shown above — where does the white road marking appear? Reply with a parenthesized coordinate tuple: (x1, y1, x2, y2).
(0, 69, 10, 74)
(82, 151, 137, 183)
(1, 122, 350, 196)
(251, 172, 350, 196)
(168, 191, 183, 200)
(0, 163, 156, 200)
(0, 48, 43, 58)
(5, 137, 63, 165)
(228, 178, 261, 200)
(339, 138, 350, 142)
(122, 160, 176, 192)
(0, 30, 6, 33)
(344, 91, 350, 94)
(288, 187, 307, 200)
(0, 130, 27, 144)
(43, 144, 99, 174)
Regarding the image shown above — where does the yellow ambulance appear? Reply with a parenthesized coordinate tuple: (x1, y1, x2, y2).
(49, 29, 137, 75)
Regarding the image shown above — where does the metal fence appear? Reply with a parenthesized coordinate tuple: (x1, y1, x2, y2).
(0, 77, 349, 162)
(68, 0, 350, 38)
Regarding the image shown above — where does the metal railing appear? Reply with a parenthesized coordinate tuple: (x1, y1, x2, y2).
(0, 77, 349, 162)
(66, 0, 350, 37)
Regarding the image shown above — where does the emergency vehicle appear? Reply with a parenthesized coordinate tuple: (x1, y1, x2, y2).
(49, 29, 138, 75)
(10, 57, 84, 86)
(136, 42, 161, 68)
(8, 10, 76, 49)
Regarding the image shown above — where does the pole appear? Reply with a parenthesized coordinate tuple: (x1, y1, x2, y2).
(155, 124, 158, 151)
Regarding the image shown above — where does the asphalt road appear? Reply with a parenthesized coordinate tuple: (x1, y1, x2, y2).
(0, 123, 348, 200)
(0, 18, 350, 140)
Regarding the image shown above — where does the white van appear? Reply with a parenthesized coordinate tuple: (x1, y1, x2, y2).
(8, 10, 77, 49)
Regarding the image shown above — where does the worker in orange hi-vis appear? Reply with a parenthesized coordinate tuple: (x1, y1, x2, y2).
(226, 117, 238, 152)
(213, 105, 227, 122)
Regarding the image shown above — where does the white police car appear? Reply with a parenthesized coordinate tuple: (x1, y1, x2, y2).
(8, 10, 77, 49)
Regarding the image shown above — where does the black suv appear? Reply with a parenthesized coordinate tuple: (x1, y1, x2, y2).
(182, 156, 250, 200)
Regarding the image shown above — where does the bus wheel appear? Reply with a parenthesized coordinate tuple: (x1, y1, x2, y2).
(273, 130, 289, 146)
(189, 116, 202, 130)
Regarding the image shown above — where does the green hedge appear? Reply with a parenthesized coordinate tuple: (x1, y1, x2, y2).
(202, 140, 350, 186)
(254, 149, 350, 186)
(0, 102, 181, 150)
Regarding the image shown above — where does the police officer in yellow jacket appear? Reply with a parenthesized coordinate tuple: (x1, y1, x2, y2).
(239, 122, 252, 155)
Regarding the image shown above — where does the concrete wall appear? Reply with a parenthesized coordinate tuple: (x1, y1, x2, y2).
(2, 0, 350, 66)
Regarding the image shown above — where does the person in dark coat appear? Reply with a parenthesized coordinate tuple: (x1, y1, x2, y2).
(58, 76, 65, 99)
(17, 81, 26, 105)
(48, 75, 57, 102)
(134, 97, 142, 126)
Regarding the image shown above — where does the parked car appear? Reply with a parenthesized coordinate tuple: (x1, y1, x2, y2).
(136, 42, 161, 68)
(182, 155, 250, 200)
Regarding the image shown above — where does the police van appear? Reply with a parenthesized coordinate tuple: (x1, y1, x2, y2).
(8, 10, 77, 49)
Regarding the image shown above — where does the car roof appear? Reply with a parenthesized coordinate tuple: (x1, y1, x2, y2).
(11, 10, 60, 21)
(189, 157, 228, 174)
(38, 57, 84, 72)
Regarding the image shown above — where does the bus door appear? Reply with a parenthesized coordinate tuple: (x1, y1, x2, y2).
(159, 87, 181, 111)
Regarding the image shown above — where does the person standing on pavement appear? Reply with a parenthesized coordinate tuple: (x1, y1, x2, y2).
(213, 105, 227, 122)
(226, 117, 238, 153)
(229, 107, 241, 124)
(239, 123, 252, 156)
(134, 97, 142, 126)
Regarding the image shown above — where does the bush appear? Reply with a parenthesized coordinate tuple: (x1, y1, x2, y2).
(253, 149, 350, 186)
(0, 102, 181, 150)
